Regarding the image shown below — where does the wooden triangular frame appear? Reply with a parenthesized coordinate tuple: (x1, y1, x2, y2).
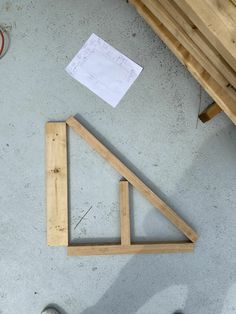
(46, 116, 198, 256)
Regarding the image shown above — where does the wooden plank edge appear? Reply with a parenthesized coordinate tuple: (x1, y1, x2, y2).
(156, 0, 236, 100)
(67, 243, 195, 256)
(129, 0, 236, 124)
(173, 0, 236, 73)
(142, 0, 232, 91)
(159, 0, 236, 89)
(153, 0, 236, 103)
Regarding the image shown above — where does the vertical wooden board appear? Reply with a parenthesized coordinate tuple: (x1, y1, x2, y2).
(45, 122, 68, 246)
(119, 180, 131, 246)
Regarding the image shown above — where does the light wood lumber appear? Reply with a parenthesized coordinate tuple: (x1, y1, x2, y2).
(230, 0, 236, 6)
(142, 0, 232, 91)
(130, 0, 236, 124)
(119, 180, 131, 246)
(159, 0, 236, 89)
(45, 122, 68, 246)
(67, 242, 195, 256)
(66, 116, 198, 242)
(174, 0, 236, 72)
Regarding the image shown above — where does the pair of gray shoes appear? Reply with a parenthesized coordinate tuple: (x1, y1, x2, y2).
(42, 308, 60, 314)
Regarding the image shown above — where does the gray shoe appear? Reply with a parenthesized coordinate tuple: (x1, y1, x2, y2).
(41, 307, 61, 314)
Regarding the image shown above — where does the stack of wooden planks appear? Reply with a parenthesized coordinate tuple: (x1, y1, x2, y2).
(130, 0, 236, 124)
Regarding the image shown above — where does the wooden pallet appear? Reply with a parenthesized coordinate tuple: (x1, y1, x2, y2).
(45, 116, 198, 256)
(130, 0, 236, 124)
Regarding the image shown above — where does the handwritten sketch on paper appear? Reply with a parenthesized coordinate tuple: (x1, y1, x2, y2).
(66, 33, 143, 107)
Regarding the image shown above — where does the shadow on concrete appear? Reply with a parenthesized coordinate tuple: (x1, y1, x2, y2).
(78, 123, 236, 314)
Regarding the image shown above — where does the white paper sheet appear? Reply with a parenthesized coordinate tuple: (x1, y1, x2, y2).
(65, 33, 143, 107)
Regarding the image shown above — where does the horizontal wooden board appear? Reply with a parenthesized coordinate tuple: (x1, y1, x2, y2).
(67, 243, 195, 256)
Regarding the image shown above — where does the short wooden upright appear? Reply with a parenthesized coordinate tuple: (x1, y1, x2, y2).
(119, 180, 131, 246)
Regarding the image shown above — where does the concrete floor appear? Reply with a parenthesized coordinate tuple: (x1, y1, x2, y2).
(1, 1, 236, 313)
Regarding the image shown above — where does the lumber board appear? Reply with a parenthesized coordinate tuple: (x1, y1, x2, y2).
(66, 116, 198, 242)
(67, 243, 195, 256)
(45, 122, 68, 246)
(174, 0, 236, 72)
(119, 180, 131, 245)
(159, 0, 236, 89)
(142, 0, 232, 91)
(130, 0, 236, 124)
(199, 102, 222, 123)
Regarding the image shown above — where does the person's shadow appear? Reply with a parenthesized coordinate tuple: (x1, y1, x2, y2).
(80, 123, 236, 314)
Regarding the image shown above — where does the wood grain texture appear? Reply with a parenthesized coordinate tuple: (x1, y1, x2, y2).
(199, 102, 222, 123)
(130, 0, 236, 124)
(174, 0, 236, 72)
(119, 180, 131, 245)
(142, 0, 234, 92)
(159, 0, 236, 89)
(67, 243, 195, 256)
(66, 116, 198, 242)
(45, 122, 68, 246)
